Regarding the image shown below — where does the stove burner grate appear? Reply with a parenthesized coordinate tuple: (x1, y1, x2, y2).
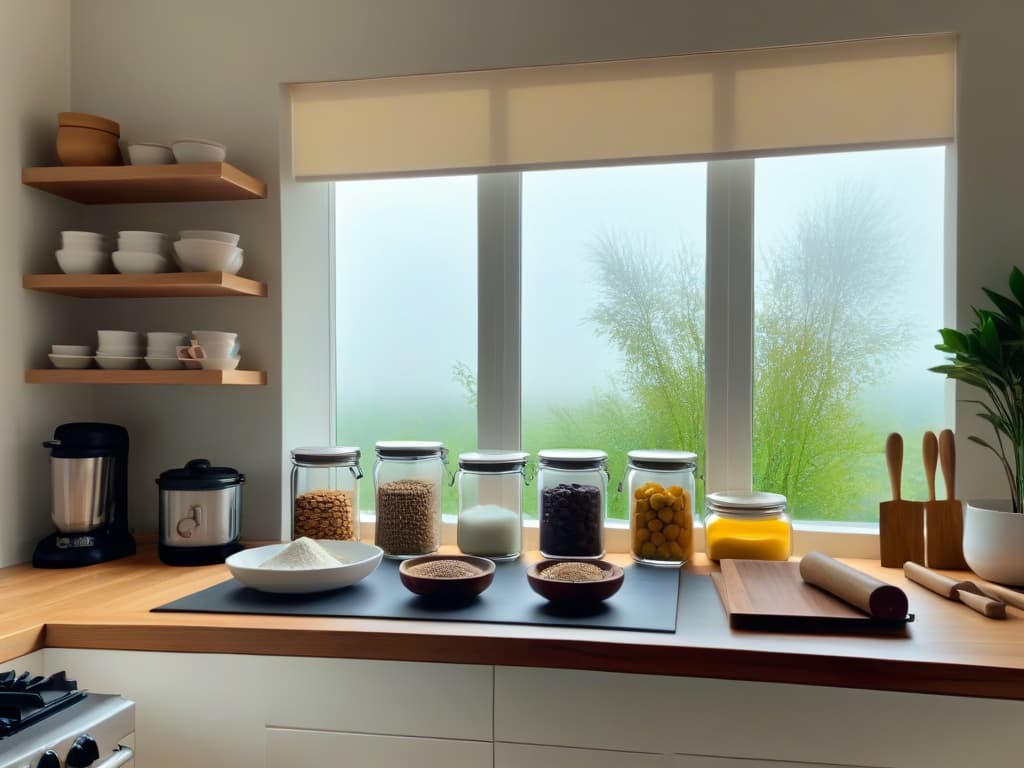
(0, 670, 87, 738)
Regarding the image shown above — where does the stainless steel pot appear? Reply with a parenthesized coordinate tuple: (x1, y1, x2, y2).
(157, 459, 243, 549)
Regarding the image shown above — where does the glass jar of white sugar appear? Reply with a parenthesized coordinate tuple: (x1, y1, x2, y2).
(455, 450, 529, 561)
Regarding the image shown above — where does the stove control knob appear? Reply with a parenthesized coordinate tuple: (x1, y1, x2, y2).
(66, 734, 100, 767)
(36, 751, 60, 768)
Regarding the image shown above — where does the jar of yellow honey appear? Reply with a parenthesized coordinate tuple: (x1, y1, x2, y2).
(704, 491, 791, 561)
(626, 449, 697, 566)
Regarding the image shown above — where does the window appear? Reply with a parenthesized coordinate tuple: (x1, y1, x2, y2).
(334, 146, 948, 523)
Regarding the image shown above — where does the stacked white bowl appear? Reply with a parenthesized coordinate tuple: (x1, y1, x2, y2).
(114, 231, 173, 274)
(172, 231, 243, 275)
(57, 231, 108, 274)
(146, 332, 189, 370)
(95, 330, 142, 370)
(48, 344, 94, 369)
(191, 330, 241, 371)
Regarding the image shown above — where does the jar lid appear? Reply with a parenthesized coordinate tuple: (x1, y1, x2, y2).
(157, 458, 245, 491)
(627, 449, 697, 469)
(458, 450, 529, 471)
(291, 446, 361, 466)
(537, 448, 608, 469)
(706, 490, 787, 514)
(375, 440, 446, 458)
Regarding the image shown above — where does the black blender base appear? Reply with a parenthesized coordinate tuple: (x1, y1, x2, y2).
(160, 541, 242, 566)
(33, 529, 136, 569)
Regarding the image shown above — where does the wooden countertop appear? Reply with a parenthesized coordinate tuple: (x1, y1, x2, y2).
(2, 545, 1022, 700)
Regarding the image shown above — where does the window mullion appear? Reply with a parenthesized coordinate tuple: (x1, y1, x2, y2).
(705, 159, 755, 493)
(477, 172, 522, 449)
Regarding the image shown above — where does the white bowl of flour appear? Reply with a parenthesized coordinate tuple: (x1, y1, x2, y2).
(226, 538, 383, 594)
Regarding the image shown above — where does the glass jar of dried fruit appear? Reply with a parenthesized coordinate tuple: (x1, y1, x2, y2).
(290, 447, 363, 543)
(374, 441, 448, 559)
(537, 449, 609, 559)
(626, 449, 697, 566)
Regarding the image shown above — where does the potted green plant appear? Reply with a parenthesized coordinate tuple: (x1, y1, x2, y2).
(932, 266, 1024, 584)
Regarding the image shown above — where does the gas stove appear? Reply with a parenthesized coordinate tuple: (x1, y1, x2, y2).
(0, 670, 134, 768)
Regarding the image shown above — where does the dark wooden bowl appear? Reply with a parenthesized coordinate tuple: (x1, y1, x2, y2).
(527, 559, 625, 603)
(399, 554, 496, 600)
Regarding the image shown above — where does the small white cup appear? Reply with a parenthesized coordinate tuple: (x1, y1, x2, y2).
(52, 344, 91, 356)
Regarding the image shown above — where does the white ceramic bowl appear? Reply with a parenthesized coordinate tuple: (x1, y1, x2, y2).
(97, 330, 139, 346)
(171, 139, 227, 163)
(95, 355, 142, 370)
(173, 239, 242, 273)
(196, 341, 238, 359)
(198, 356, 241, 371)
(113, 250, 172, 274)
(51, 345, 91, 356)
(48, 354, 94, 370)
(56, 249, 108, 275)
(117, 230, 167, 251)
(226, 540, 384, 594)
(147, 332, 188, 348)
(225, 251, 244, 275)
(191, 330, 238, 347)
(178, 230, 240, 245)
(125, 143, 174, 165)
(145, 356, 184, 370)
(61, 231, 104, 248)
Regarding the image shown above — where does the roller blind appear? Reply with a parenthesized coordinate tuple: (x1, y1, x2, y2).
(291, 33, 955, 180)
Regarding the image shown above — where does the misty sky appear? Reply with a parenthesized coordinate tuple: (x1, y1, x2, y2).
(334, 145, 946, 443)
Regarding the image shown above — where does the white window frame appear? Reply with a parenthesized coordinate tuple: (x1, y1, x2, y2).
(335, 150, 951, 559)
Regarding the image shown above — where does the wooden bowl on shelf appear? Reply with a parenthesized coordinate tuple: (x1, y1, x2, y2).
(56, 112, 122, 166)
(399, 554, 496, 600)
(527, 559, 624, 603)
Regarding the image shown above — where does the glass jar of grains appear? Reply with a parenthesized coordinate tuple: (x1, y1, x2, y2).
(537, 449, 608, 559)
(374, 440, 448, 559)
(455, 450, 529, 561)
(626, 449, 697, 566)
(704, 490, 791, 562)
(290, 446, 362, 542)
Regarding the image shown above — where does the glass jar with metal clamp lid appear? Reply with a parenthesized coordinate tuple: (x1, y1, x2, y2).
(455, 450, 530, 561)
(625, 449, 697, 566)
(537, 448, 609, 559)
(374, 440, 448, 558)
(290, 446, 362, 542)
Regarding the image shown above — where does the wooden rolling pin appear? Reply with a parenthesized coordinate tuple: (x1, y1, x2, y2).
(975, 581, 1024, 611)
(799, 551, 909, 619)
(904, 562, 1007, 619)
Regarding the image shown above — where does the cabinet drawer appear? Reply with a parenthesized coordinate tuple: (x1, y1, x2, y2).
(497, 743, 671, 768)
(264, 657, 492, 740)
(267, 727, 492, 768)
(495, 666, 1024, 767)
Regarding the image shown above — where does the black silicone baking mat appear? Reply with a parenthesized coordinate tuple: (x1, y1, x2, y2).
(153, 557, 680, 633)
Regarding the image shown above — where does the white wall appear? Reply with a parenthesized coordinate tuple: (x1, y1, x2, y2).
(0, 0, 95, 566)
(62, 0, 1024, 542)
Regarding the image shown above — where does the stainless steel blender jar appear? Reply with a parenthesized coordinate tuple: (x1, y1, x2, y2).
(34, 422, 136, 568)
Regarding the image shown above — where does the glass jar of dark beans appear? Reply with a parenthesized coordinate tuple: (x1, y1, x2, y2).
(537, 449, 609, 558)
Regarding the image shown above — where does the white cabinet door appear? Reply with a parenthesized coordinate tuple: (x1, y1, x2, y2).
(267, 727, 492, 768)
(495, 666, 1024, 768)
(496, 742, 671, 768)
(263, 656, 493, 740)
(4, 649, 43, 671)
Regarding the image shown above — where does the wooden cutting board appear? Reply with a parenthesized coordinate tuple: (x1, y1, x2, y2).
(713, 559, 914, 632)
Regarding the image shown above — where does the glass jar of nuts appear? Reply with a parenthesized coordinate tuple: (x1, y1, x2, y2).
(290, 447, 363, 543)
(626, 449, 697, 566)
(374, 440, 448, 559)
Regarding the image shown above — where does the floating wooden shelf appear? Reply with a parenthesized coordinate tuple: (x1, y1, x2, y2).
(23, 272, 267, 298)
(26, 369, 267, 386)
(22, 162, 266, 204)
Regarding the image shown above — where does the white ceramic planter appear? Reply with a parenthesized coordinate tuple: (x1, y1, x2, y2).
(963, 499, 1024, 585)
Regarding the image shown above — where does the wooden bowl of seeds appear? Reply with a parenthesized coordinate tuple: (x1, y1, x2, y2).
(527, 559, 624, 603)
(399, 554, 496, 600)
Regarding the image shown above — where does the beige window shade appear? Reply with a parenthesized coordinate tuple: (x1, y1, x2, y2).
(291, 33, 955, 180)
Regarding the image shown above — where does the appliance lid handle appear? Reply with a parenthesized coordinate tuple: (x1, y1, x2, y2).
(43, 439, 61, 448)
(90, 746, 135, 768)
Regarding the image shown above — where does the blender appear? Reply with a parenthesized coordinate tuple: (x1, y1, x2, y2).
(33, 422, 136, 568)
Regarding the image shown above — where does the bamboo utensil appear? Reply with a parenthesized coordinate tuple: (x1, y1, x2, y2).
(904, 561, 1006, 619)
(879, 432, 925, 567)
(925, 429, 969, 569)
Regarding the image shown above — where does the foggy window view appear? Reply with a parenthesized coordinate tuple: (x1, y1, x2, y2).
(334, 146, 946, 524)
